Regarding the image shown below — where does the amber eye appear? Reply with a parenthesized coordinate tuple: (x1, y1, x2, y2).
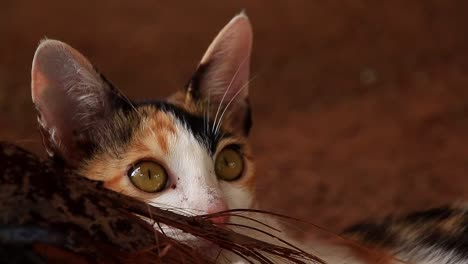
(128, 161, 168, 193)
(215, 147, 244, 181)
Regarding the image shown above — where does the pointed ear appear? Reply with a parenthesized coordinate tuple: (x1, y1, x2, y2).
(187, 13, 253, 136)
(31, 39, 126, 166)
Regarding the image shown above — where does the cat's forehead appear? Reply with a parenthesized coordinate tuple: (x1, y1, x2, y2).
(133, 101, 225, 155)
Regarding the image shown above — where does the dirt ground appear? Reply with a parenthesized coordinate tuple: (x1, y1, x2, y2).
(2, 1, 468, 237)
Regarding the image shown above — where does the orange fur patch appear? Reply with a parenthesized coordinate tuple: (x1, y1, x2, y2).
(131, 140, 152, 153)
(157, 133, 169, 154)
(139, 108, 177, 155)
(240, 155, 256, 193)
(225, 141, 256, 194)
(167, 91, 198, 115)
(104, 175, 122, 190)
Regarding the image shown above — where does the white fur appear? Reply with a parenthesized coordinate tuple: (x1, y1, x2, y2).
(137, 115, 253, 247)
(136, 117, 382, 263)
(396, 246, 464, 264)
(143, 118, 253, 213)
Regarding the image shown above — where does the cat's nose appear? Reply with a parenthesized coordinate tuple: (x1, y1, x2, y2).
(207, 214, 230, 225)
(206, 203, 230, 225)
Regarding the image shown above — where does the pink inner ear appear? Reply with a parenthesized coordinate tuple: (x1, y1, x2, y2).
(198, 13, 253, 105)
(32, 68, 64, 128)
(31, 40, 106, 163)
(32, 68, 77, 159)
(31, 67, 47, 102)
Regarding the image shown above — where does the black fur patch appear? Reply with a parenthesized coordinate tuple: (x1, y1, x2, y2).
(345, 205, 468, 261)
(409, 207, 468, 258)
(135, 101, 226, 155)
(184, 62, 252, 136)
(79, 69, 229, 160)
(343, 220, 398, 248)
(185, 62, 211, 100)
(402, 206, 454, 223)
(242, 102, 253, 136)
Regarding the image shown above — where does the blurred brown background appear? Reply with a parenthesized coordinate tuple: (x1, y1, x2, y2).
(2, 1, 468, 236)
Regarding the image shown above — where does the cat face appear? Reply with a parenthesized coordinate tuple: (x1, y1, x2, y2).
(31, 13, 255, 240)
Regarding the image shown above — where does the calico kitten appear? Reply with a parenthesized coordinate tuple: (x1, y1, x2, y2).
(31, 13, 468, 264)
(31, 13, 257, 259)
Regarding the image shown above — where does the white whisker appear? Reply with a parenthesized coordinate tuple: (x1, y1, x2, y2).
(206, 88, 211, 134)
(110, 85, 142, 119)
(211, 56, 249, 133)
(214, 75, 256, 134)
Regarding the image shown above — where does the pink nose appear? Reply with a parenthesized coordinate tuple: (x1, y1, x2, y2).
(206, 203, 230, 225)
(208, 214, 230, 225)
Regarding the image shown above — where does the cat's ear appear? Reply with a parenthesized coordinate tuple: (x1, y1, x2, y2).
(31, 39, 126, 166)
(187, 12, 253, 136)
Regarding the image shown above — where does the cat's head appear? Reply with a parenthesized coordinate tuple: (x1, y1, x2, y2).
(31, 13, 255, 235)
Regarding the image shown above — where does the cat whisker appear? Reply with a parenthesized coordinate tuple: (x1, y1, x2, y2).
(214, 75, 257, 135)
(108, 84, 141, 118)
(212, 56, 249, 133)
(205, 88, 212, 135)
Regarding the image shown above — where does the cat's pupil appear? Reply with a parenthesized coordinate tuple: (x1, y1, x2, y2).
(128, 161, 168, 193)
(215, 147, 244, 181)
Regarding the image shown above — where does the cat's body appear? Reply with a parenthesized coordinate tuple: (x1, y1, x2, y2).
(344, 204, 468, 264)
(30, 13, 468, 263)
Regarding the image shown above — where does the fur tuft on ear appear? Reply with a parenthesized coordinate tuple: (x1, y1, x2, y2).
(31, 39, 126, 165)
(187, 13, 253, 136)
